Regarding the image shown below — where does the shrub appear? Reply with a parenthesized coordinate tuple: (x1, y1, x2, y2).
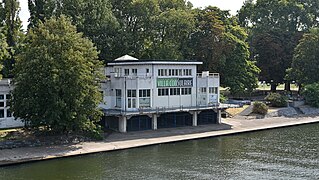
(252, 102, 268, 115)
(220, 93, 228, 103)
(265, 93, 288, 107)
(302, 83, 319, 108)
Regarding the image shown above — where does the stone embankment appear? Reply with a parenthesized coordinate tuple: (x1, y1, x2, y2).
(1, 115, 319, 166)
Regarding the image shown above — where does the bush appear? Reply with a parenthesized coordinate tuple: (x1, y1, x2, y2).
(265, 93, 288, 107)
(302, 83, 319, 108)
(252, 102, 268, 115)
(220, 93, 228, 103)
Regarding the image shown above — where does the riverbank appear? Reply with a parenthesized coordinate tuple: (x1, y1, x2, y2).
(1, 115, 319, 166)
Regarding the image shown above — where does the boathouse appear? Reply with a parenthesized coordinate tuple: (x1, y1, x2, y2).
(99, 55, 226, 132)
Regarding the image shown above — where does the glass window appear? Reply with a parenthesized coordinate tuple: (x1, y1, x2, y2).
(146, 68, 150, 74)
(127, 90, 136, 97)
(170, 88, 180, 96)
(139, 89, 151, 107)
(132, 69, 137, 76)
(0, 102, 4, 107)
(0, 109, 4, 118)
(124, 69, 129, 76)
(181, 88, 192, 95)
(0, 95, 4, 100)
(6, 94, 11, 100)
(116, 89, 122, 107)
(158, 89, 169, 96)
(201, 87, 207, 93)
(7, 109, 12, 117)
(158, 69, 161, 76)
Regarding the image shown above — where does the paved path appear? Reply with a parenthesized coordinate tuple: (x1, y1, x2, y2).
(1, 116, 319, 166)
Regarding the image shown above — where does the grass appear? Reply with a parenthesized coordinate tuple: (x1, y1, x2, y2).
(226, 105, 249, 117)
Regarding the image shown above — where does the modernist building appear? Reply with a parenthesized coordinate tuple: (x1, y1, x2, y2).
(99, 55, 226, 132)
(0, 55, 229, 131)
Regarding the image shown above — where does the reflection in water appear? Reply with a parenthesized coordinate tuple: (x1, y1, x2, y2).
(1, 124, 318, 179)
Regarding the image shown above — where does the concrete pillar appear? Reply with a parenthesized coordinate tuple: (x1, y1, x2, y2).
(192, 111, 198, 126)
(119, 116, 127, 133)
(152, 114, 158, 130)
(216, 110, 222, 124)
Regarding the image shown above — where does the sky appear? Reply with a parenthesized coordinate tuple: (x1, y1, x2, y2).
(19, 0, 246, 30)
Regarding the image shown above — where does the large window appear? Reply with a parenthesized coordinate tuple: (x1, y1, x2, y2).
(116, 89, 122, 107)
(158, 89, 169, 96)
(139, 89, 151, 107)
(209, 87, 218, 94)
(127, 90, 137, 108)
(170, 88, 180, 96)
(181, 88, 192, 95)
(132, 69, 137, 76)
(124, 69, 129, 76)
(183, 69, 192, 76)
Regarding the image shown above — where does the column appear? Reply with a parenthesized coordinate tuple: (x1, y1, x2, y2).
(216, 110, 222, 124)
(119, 116, 127, 133)
(192, 111, 198, 126)
(152, 114, 158, 130)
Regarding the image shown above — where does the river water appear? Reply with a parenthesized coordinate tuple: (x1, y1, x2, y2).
(1, 124, 318, 180)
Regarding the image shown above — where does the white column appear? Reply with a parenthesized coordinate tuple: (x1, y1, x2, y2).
(119, 116, 127, 133)
(216, 110, 222, 124)
(152, 114, 158, 130)
(192, 111, 198, 126)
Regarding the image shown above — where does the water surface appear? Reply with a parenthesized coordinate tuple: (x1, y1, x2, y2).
(1, 124, 318, 179)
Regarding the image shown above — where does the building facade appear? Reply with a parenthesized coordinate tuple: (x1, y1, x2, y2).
(99, 55, 224, 132)
(0, 55, 227, 131)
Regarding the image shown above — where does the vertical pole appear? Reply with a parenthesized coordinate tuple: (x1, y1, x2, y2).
(152, 114, 158, 130)
(192, 111, 198, 126)
(119, 116, 127, 133)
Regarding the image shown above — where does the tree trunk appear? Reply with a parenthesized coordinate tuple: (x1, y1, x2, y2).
(270, 83, 277, 92)
(285, 82, 291, 91)
(298, 84, 303, 95)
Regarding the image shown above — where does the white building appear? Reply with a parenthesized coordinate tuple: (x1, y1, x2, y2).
(0, 55, 227, 132)
(0, 79, 24, 129)
(100, 55, 223, 132)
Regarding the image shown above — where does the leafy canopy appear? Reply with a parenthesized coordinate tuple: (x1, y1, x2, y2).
(11, 16, 104, 135)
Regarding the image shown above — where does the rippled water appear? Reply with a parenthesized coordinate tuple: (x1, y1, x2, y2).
(1, 124, 318, 180)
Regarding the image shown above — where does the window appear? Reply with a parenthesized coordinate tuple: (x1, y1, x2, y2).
(114, 68, 121, 76)
(116, 89, 122, 107)
(200, 87, 207, 93)
(0, 95, 4, 100)
(124, 69, 129, 76)
(139, 89, 151, 107)
(7, 109, 12, 117)
(184, 69, 192, 76)
(146, 68, 150, 74)
(179, 69, 182, 76)
(132, 69, 137, 76)
(158, 69, 161, 76)
(209, 87, 218, 94)
(169, 69, 172, 76)
(0, 102, 4, 107)
(164, 69, 167, 76)
(6, 94, 11, 100)
(127, 90, 137, 108)
(181, 88, 192, 95)
(0, 109, 3, 118)
(170, 88, 180, 96)
(158, 89, 169, 96)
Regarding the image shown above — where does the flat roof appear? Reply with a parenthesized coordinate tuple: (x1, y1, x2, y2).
(107, 60, 203, 66)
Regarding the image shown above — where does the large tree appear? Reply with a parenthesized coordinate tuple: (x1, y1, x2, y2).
(2, 0, 24, 77)
(0, 31, 8, 78)
(291, 28, 319, 85)
(188, 6, 259, 94)
(238, 0, 313, 91)
(28, 0, 118, 61)
(11, 16, 103, 135)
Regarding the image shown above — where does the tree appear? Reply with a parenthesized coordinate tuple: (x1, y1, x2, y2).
(28, 0, 118, 61)
(238, 0, 312, 91)
(0, 30, 8, 78)
(2, 0, 24, 77)
(188, 6, 259, 94)
(11, 16, 104, 135)
(291, 28, 319, 85)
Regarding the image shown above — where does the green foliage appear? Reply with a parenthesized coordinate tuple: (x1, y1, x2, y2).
(219, 93, 228, 103)
(0, 30, 8, 78)
(302, 83, 319, 108)
(189, 6, 259, 94)
(11, 16, 104, 136)
(291, 28, 319, 85)
(2, 0, 24, 77)
(265, 93, 288, 107)
(252, 102, 268, 115)
(238, 0, 317, 91)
